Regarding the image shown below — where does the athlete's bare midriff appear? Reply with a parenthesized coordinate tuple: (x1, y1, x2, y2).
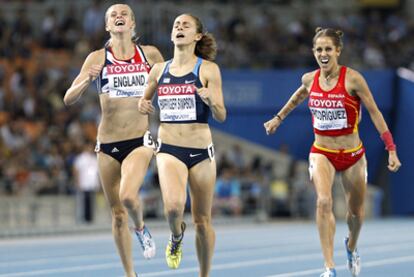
(314, 132, 361, 150)
(158, 123, 212, 148)
(97, 94, 149, 142)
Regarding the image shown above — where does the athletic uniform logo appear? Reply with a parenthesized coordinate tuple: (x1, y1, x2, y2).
(189, 153, 202, 158)
(351, 148, 364, 157)
(111, 147, 120, 153)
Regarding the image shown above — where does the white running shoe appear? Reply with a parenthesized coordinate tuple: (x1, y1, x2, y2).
(344, 237, 361, 276)
(135, 225, 156, 259)
(320, 267, 336, 277)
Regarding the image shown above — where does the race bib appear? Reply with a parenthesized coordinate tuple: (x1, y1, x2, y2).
(106, 63, 149, 98)
(158, 84, 196, 122)
(310, 107, 348, 130)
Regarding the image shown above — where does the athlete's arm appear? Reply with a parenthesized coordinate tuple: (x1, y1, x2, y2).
(348, 69, 401, 172)
(264, 72, 312, 135)
(198, 61, 226, 122)
(63, 50, 104, 105)
(348, 69, 390, 134)
(138, 62, 163, 114)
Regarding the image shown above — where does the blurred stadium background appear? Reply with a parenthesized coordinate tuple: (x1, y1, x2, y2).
(0, 0, 413, 238)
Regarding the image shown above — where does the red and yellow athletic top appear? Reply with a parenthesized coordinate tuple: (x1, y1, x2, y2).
(308, 66, 361, 136)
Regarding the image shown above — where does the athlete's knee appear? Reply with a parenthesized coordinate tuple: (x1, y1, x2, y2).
(120, 193, 139, 210)
(111, 207, 128, 229)
(165, 205, 184, 221)
(348, 208, 365, 220)
(316, 196, 333, 214)
(193, 215, 212, 236)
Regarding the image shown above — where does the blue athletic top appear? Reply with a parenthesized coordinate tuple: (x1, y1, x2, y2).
(96, 45, 150, 98)
(157, 57, 210, 124)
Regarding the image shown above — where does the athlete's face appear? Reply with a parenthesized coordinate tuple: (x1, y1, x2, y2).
(105, 4, 135, 35)
(171, 14, 202, 46)
(313, 37, 341, 70)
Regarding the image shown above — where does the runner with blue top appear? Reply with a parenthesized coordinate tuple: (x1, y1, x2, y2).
(139, 13, 226, 277)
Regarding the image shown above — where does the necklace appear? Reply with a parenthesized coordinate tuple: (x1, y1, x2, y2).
(323, 67, 339, 85)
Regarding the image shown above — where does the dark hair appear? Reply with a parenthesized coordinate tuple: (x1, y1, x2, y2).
(313, 27, 344, 49)
(186, 14, 217, 61)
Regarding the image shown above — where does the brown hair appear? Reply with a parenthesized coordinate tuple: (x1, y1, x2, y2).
(186, 14, 217, 61)
(313, 27, 344, 49)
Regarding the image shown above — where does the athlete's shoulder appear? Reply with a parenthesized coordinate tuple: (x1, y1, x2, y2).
(199, 59, 220, 81)
(86, 48, 105, 63)
(150, 61, 168, 76)
(201, 58, 216, 65)
(200, 59, 219, 72)
(344, 66, 365, 83)
(344, 66, 367, 92)
(344, 66, 362, 78)
(152, 61, 167, 70)
(140, 44, 164, 64)
(302, 69, 318, 86)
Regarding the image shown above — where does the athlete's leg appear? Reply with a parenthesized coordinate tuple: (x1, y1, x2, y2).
(156, 153, 188, 235)
(188, 158, 217, 277)
(157, 153, 188, 269)
(120, 146, 155, 259)
(341, 155, 367, 251)
(119, 146, 153, 229)
(97, 153, 135, 277)
(309, 153, 336, 269)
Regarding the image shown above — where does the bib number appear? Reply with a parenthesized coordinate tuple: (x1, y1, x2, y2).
(143, 131, 161, 152)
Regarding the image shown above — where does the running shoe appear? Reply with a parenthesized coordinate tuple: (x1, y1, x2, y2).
(344, 237, 361, 276)
(135, 225, 156, 259)
(165, 222, 186, 269)
(320, 268, 337, 277)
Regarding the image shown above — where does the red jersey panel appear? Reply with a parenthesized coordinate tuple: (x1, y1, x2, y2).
(308, 66, 361, 136)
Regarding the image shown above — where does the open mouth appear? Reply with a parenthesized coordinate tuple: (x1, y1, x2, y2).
(176, 33, 185, 38)
(115, 20, 125, 26)
(320, 57, 329, 65)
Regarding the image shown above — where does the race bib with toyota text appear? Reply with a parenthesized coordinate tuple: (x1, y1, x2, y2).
(158, 84, 196, 121)
(105, 63, 149, 98)
(309, 98, 348, 130)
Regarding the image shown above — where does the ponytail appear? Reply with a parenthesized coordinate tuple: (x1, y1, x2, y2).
(185, 14, 218, 61)
(195, 32, 217, 61)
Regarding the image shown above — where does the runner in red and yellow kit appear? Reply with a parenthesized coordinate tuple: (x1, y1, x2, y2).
(264, 27, 401, 277)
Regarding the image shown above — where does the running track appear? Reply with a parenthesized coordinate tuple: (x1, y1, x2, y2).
(1, 218, 413, 276)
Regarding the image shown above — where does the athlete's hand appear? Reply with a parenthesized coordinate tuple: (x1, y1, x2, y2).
(196, 87, 212, 105)
(88, 64, 104, 82)
(264, 116, 282, 135)
(138, 97, 155, 114)
(388, 151, 401, 172)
